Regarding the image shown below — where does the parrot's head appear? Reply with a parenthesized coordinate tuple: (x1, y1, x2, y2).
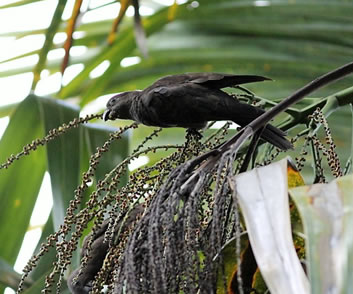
(103, 91, 140, 121)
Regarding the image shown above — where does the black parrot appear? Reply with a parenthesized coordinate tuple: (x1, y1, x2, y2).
(103, 73, 292, 150)
(67, 205, 144, 294)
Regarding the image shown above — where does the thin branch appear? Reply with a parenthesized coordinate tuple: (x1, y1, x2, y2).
(248, 61, 353, 134)
(217, 61, 353, 159)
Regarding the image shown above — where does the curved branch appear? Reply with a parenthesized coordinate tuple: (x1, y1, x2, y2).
(188, 61, 353, 171)
(248, 61, 353, 134)
(222, 61, 353, 154)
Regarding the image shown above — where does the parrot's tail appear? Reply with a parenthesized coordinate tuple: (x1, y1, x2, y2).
(228, 101, 293, 151)
(260, 124, 293, 150)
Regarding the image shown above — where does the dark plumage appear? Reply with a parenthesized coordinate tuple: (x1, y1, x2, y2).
(103, 73, 292, 150)
(67, 205, 144, 294)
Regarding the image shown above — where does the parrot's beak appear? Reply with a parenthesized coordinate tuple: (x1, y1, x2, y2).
(103, 109, 111, 121)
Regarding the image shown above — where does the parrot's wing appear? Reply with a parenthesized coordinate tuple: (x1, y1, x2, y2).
(142, 84, 292, 150)
(187, 73, 271, 89)
(141, 83, 234, 128)
(144, 73, 270, 90)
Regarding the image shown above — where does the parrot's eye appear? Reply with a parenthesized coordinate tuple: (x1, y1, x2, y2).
(108, 97, 116, 107)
